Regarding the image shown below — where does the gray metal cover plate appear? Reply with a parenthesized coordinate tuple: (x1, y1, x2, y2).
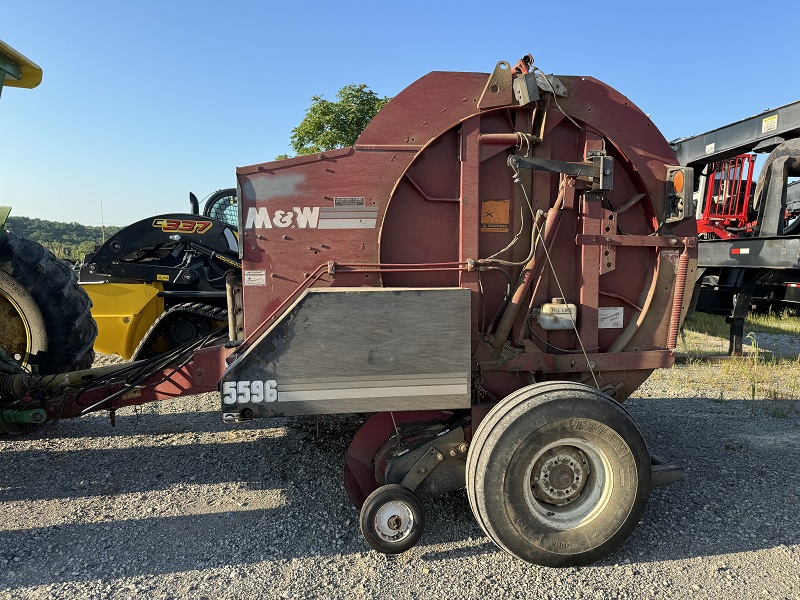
(221, 287, 472, 417)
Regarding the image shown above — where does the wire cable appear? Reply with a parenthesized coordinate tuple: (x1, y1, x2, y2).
(530, 214, 601, 389)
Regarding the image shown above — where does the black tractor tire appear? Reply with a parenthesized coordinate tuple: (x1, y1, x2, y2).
(466, 381, 651, 567)
(0, 229, 97, 374)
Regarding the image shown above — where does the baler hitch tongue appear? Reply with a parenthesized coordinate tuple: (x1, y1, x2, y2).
(1, 408, 47, 425)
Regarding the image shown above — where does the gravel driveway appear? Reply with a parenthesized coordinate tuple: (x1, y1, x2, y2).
(2, 364, 799, 599)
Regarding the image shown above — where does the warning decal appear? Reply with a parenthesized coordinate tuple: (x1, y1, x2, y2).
(762, 115, 778, 134)
(481, 200, 510, 233)
(598, 306, 624, 329)
(244, 270, 267, 286)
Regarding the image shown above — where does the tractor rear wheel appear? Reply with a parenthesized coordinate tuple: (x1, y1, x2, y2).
(0, 230, 97, 374)
(466, 381, 651, 567)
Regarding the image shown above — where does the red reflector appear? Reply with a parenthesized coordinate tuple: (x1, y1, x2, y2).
(730, 248, 750, 255)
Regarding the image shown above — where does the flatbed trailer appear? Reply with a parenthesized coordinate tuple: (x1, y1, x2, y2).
(672, 101, 800, 353)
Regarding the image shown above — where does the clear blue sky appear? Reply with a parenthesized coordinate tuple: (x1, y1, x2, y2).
(2, 0, 796, 226)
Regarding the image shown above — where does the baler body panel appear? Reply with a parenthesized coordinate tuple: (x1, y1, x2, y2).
(231, 66, 697, 417)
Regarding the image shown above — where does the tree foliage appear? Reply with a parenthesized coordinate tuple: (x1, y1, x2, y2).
(289, 84, 390, 156)
(5, 216, 121, 261)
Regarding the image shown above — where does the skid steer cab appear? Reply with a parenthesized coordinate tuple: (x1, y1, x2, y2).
(1, 53, 695, 568)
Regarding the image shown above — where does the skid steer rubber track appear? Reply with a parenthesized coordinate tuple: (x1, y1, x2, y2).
(131, 302, 228, 360)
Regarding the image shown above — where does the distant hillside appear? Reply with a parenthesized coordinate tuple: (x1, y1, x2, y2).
(4, 216, 123, 261)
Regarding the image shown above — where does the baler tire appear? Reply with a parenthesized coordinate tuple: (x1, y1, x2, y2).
(465, 382, 650, 567)
(359, 484, 425, 555)
(0, 230, 96, 374)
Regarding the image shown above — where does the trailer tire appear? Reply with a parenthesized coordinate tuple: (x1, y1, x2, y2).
(0, 230, 96, 374)
(466, 382, 650, 567)
(359, 484, 425, 555)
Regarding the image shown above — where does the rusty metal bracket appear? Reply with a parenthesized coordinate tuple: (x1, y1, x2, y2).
(398, 428, 467, 491)
(600, 210, 618, 274)
(535, 72, 567, 97)
(577, 234, 696, 249)
(478, 61, 514, 110)
(477, 344, 675, 373)
(513, 73, 539, 106)
(510, 154, 613, 191)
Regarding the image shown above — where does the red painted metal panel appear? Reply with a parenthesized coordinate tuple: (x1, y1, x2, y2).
(233, 62, 696, 404)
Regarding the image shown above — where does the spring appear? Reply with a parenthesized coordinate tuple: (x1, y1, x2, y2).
(667, 248, 690, 350)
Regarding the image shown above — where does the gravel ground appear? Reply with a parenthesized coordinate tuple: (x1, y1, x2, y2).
(2, 353, 800, 599)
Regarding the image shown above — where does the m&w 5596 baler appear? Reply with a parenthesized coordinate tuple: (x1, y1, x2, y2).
(0, 54, 696, 567)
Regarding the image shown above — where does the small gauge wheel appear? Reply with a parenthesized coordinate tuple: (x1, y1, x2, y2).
(359, 484, 425, 554)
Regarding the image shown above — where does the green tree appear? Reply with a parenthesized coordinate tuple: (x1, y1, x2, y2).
(289, 84, 390, 156)
(5, 215, 121, 260)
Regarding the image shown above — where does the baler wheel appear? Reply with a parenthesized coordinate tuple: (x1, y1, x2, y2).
(359, 484, 425, 555)
(466, 382, 651, 567)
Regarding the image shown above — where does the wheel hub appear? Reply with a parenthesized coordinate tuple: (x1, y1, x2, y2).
(531, 446, 590, 506)
(0, 291, 29, 365)
(374, 501, 415, 542)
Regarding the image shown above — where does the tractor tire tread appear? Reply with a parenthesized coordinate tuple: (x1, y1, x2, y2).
(0, 229, 96, 373)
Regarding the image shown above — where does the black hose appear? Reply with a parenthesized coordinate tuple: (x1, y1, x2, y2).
(485, 266, 513, 334)
(77, 327, 227, 415)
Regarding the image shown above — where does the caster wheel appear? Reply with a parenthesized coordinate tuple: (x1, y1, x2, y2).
(359, 484, 425, 554)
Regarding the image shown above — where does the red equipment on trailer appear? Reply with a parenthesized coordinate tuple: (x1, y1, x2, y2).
(1, 54, 696, 567)
(697, 154, 756, 239)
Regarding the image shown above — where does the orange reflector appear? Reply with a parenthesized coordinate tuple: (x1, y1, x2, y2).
(672, 170, 684, 194)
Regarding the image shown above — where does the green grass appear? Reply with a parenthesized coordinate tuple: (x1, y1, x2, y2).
(666, 309, 800, 410)
(748, 309, 800, 335)
(682, 311, 730, 338)
(643, 356, 800, 412)
(684, 309, 800, 337)
(677, 309, 800, 357)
